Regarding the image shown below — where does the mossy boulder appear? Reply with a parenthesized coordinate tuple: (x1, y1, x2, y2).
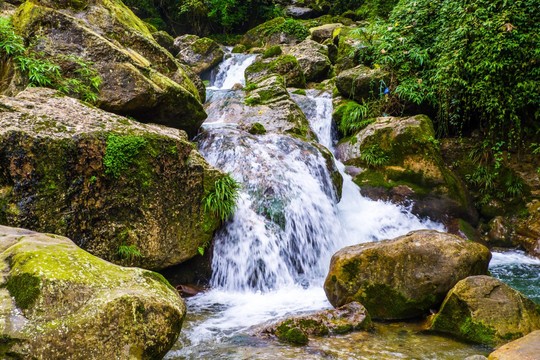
(0, 225, 185, 359)
(259, 301, 372, 345)
(324, 230, 491, 319)
(240, 17, 307, 50)
(152, 30, 176, 54)
(286, 39, 332, 82)
(0, 87, 224, 270)
(513, 200, 540, 259)
(335, 115, 476, 225)
(10, 0, 206, 137)
(335, 65, 389, 102)
(310, 23, 343, 43)
(176, 36, 224, 75)
(245, 54, 306, 88)
(488, 330, 540, 360)
(428, 276, 540, 346)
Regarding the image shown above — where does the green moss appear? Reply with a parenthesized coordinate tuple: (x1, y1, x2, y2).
(248, 122, 266, 135)
(262, 45, 282, 59)
(457, 317, 496, 345)
(292, 89, 306, 96)
(191, 37, 215, 55)
(5, 273, 41, 310)
(458, 219, 479, 242)
(142, 271, 175, 291)
(103, 134, 147, 178)
(356, 282, 437, 319)
(231, 44, 246, 53)
(278, 327, 308, 345)
(342, 259, 360, 281)
(0, 334, 22, 359)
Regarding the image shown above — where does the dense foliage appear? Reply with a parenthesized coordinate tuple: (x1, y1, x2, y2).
(123, 0, 279, 35)
(0, 17, 101, 102)
(354, 0, 540, 150)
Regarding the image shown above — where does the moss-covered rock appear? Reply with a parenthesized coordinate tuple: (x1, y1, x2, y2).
(310, 23, 343, 43)
(249, 122, 267, 135)
(286, 39, 332, 82)
(324, 230, 491, 320)
(240, 17, 308, 50)
(488, 330, 540, 360)
(9, 0, 206, 137)
(246, 55, 306, 88)
(152, 30, 175, 54)
(0, 87, 224, 270)
(335, 65, 389, 102)
(335, 115, 476, 224)
(176, 35, 224, 75)
(428, 276, 540, 346)
(259, 302, 371, 345)
(0, 225, 185, 359)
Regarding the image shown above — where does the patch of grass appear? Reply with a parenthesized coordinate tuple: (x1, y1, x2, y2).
(203, 174, 241, 222)
(117, 244, 142, 260)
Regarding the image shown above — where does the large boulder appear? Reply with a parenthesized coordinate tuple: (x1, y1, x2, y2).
(245, 54, 306, 88)
(428, 276, 540, 346)
(513, 200, 540, 258)
(324, 230, 491, 319)
(286, 39, 332, 82)
(488, 330, 540, 360)
(335, 114, 476, 225)
(9, 0, 206, 137)
(258, 302, 372, 345)
(0, 225, 185, 359)
(175, 35, 224, 75)
(0, 87, 224, 270)
(336, 65, 389, 102)
(310, 23, 343, 43)
(240, 17, 308, 50)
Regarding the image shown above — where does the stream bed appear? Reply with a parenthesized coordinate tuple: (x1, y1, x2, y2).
(166, 52, 540, 359)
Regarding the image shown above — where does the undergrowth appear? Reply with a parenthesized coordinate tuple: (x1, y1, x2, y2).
(0, 16, 101, 102)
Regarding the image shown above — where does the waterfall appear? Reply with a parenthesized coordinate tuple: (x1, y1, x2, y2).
(206, 50, 257, 90)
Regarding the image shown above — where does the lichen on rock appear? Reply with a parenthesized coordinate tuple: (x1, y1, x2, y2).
(0, 225, 186, 359)
(0, 87, 224, 270)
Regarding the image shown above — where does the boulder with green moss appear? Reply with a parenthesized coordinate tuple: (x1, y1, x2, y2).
(335, 65, 389, 102)
(335, 115, 476, 224)
(259, 302, 372, 345)
(488, 330, 540, 360)
(428, 276, 540, 346)
(324, 230, 491, 319)
(0, 87, 224, 270)
(310, 23, 343, 43)
(9, 0, 206, 137)
(286, 39, 332, 82)
(240, 17, 309, 50)
(245, 54, 306, 88)
(176, 35, 224, 75)
(0, 225, 185, 359)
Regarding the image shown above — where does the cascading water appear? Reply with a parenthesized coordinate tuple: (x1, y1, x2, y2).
(166, 54, 538, 359)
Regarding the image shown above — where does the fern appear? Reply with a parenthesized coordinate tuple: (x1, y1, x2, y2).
(203, 175, 241, 222)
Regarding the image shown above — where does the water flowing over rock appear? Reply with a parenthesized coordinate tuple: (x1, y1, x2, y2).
(335, 114, 476, 225)
(9, 0, 206, 137)
(0, 87, 223, 270)
(428, 275, 540, 346)
(488, 330, 540, 360)
(324, 230, 491, 319)
(0, 225, 185, 359)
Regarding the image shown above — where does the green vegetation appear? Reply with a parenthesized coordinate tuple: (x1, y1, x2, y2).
(353, 0, 539, 152)
(266, 19, 310, 42)
(117, 244, 142, 260)
(203, 174, 241, 222)
(103, 134, 147, 178)
(249, 122, 267, 135)
(142, 271, 175, 291)
(5, 273, 41, 310)
(262, 45, 282, 59)
(333, 101, 377, 136)
(0, 17, 101, 102)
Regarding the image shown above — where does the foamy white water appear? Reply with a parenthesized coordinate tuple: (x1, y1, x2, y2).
(168, 55, 453, 359)
(206, 49, 257, 90)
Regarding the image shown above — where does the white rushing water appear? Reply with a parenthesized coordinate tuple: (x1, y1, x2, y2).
(167, 54, 445, 359)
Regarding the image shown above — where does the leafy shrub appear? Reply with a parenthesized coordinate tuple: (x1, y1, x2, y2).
(361, 144, 390, 167)
(0, 17, 101, 102)
(117, 244, 142, 260)
(355, 0, 540, 151)
(203, 174, 241, 222)
(333, 101, 377, 136)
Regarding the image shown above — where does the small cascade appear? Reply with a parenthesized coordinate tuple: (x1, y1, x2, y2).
(206, 50, 257, 90)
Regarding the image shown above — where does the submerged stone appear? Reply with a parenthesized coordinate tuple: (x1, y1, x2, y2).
(0, 225, 185, 359)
